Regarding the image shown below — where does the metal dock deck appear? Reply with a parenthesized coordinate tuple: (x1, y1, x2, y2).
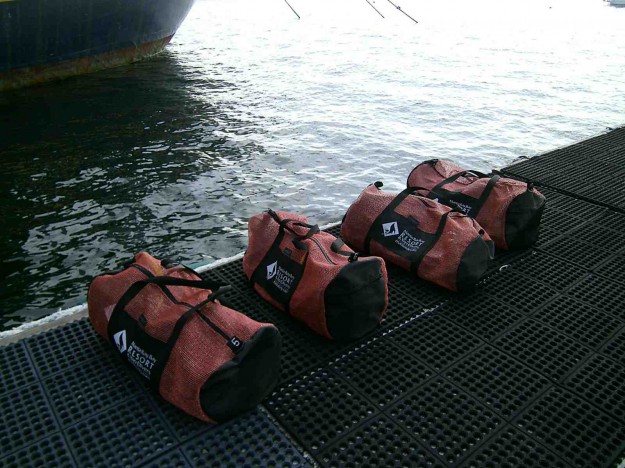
(2, 127, 625, 467)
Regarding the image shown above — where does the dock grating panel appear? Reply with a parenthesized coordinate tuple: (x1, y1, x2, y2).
(492, 318, 592, 382)
(388, 377, 503, 466)
(0, 342, 37, 397)
(504, 126, 625, 212)
(460, 424, 569, 468)
(0, 433, 76, 468)
(442, 345, 551, 419)
(2, 128, 625, 466)
(181, 409, 311, 467)
(318, 415, 445, 467)
(513, 387, 625, 468)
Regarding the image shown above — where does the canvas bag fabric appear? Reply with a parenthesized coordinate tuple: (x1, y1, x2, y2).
(243, 210, 388, 340)
(341, 182, 494, 292)
(406, 159, 546, 250)
(88, 252, 281, 423)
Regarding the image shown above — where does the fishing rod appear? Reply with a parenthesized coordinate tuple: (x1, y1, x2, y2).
(386, 0, 418, 24)
(365, 0, 385, 18)
(284, 0, 300, 19)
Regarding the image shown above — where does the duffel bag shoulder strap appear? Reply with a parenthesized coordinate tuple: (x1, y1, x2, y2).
(249, 210, 311, 312)
(417, 170, 500, 218)
(363, 186, 452, 274)
(108, 276, 239, 388)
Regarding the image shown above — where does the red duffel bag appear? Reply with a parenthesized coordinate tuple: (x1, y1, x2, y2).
(88, 252, 281, 422)
(341, 182, 494, 292)
(407, 159, 546, 250)
(243, 210, 388, 340)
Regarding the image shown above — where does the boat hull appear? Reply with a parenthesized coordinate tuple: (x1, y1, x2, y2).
(0, 0, 195, 90)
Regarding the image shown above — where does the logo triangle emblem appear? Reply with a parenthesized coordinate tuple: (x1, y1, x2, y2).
(113, 330, 127, 353)
(266, 261, 278, 280)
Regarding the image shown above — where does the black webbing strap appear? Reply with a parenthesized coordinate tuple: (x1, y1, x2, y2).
(425, 171, 501, 218)
(473, 174, 500, 217)
(266, 209, 320, 250)
(363, 187, 418, 253)
(113, 276, 230, 316)
(430, 170, 490, 194)
(248, 210, 311, 313)
(363, 187, 454, 273)
(408, 211, 450, 274)
(107, 275, 238, 389)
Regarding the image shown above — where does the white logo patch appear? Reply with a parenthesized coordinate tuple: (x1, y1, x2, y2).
(266, 261, 278, 280)
(113, 330, 127, 353)
(382, 221, 399, 237)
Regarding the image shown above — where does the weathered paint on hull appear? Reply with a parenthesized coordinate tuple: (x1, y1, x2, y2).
(0, 35, 172, 90)
(0, 0, 195, 90)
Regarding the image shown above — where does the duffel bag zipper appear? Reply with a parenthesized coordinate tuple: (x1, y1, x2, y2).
(129, 264, 244, 353)
(310, 237, 337, 265)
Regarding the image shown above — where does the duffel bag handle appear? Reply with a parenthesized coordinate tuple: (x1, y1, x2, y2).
(414, 172, 501, 218)
(114, 276, 231, 317)
(266, 209, 320, 251)
(375, 181, 445, 200)
(330, 239, 359, 262)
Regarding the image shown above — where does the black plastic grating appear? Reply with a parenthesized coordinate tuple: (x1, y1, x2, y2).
(485, 249, 531, 276)
(478, 269, 558, 315)
(332, 336, 434, 408)
(382, 288, 425, 327)
(438, 291, 526, 342)
(266, 369, 378, 453)
(388, 377, 503, 465)
(564, 353, 625, 423)
(513, 387, 625, 468)
(539, 236, 615, 270)
(601, 327, 625, 366)
(387, 312, 484, 372)
(182, 408, 310, 467)
(539, 205, 587, 233)
(545, 192, 608, 220)
(0, 342, 37, 396)
(443, 345, 551, 419)
(121, 377, 212, 443)
(64, 395, 176, 467)
(568, 274, 625, 320)
(595, 209, 625, 231)
(0, 383, 59, 456)
(492, 318, 592, 382)
(141, 449, 190, 468)
(0, 433, 76, 468)
(460, 424, 569, 468)
(532, 295, 625, 350)
(318, 415, 444, 468)
(594, 250, 625, 284)
(44, 352, 142, 428)
(208, 258, 250, 293)
(503, 127, 625, 212)
(25, 319, 110, 378)
(569, 221, 625, 246)
(324, 224, 342, 238)
(509, 250, 588, 291)
(385, 265, 453, 308)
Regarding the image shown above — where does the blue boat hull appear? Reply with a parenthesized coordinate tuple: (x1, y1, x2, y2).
(0, 0, 195, 89)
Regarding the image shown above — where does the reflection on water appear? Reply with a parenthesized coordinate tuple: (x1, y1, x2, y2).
(1, 0, 625, 329)
(0, 53, 269, 327)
